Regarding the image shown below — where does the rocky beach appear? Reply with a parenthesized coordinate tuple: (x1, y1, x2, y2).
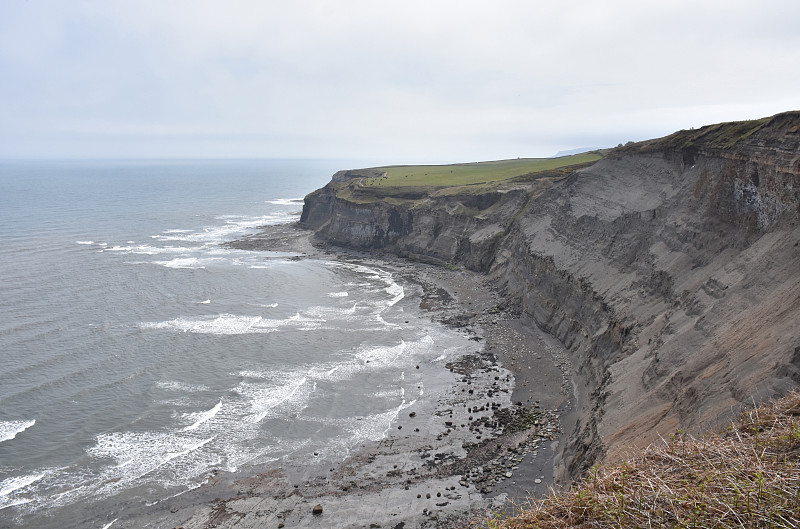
(114, 223, 569, 529)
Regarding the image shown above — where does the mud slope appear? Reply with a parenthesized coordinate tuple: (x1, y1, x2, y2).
(300, 111, 800, 481)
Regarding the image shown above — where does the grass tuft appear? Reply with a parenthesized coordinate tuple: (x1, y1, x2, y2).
(480, 391, 800, 528)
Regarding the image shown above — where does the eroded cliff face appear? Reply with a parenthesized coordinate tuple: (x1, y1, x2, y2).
(301, 183, 532, 271)
(300, 112, 800, 481)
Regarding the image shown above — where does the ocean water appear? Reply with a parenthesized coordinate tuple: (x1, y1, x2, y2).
(0, 159, 474, 528)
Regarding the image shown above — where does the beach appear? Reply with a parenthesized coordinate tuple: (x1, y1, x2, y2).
(121, 223, 571, 528)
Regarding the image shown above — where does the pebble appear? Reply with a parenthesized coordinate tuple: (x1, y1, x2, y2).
(454, 404, 559, 491)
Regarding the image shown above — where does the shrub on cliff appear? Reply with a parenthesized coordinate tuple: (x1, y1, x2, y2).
(483, 391, 800, 528)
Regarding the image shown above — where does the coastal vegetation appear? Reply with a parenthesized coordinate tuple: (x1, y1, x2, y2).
(335, 153, 602, 205)
(619, 112, 800, 154)
(368, 153, 602, 188)
(485, 391, 800, 529)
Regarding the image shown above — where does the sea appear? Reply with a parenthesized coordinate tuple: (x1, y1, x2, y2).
(0, 159, 477, 528)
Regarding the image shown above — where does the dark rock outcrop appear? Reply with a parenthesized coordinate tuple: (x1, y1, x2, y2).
(300, 111, 800, 482)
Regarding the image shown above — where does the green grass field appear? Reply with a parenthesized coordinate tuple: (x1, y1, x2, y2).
(362, 153, 602, 188)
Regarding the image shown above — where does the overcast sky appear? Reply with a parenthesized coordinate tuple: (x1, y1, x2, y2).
(2, 0, 799, 163)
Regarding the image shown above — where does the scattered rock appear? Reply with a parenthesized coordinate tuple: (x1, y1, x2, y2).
(312, 504, 323, 516)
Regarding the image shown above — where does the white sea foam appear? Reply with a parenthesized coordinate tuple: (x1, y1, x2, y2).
(371, 314, 401, 329)
(328, 291, 349, 297)
(156, 380, 211, 392)
(0, 473, 45, 498)
(198, 299, 211, 304)
(16, 430, 223, 513)
(103, 244, 202, 256)
(145, 214, 295, 249)
(0, 497, 32, 511)
(132, 245, 200, 255)
(304, 303, 360, 321)
(100, 518, 118, 529)
(266, 198, 304, 205)
(243, 374, 311, 423)
(0, 475, 41, 510)
(0, 419, 35, 443)
(355, 340, 408, 368)
(237, 370, 272, 379)
(142, 312, 324, 335)
(249, 302, 279, 308)
(328, 262, 405, 308)
(311, 361, 359, 382)
(143, 315, 266, 334)
(76, 240, 94, 245)
(155, 257, 206, 269)
(102, 245, 134, 252)
(332, 406, 405, 448)
(89, 432, 214, 489)
(385, 280, 405, 306)
(183, 399, 223, 431)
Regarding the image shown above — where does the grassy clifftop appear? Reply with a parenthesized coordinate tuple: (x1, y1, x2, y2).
(332, 152, 602, 205)
(369, 153, 602, 187)
(486, 391, 800, 529)
(618, 110, 800, 154)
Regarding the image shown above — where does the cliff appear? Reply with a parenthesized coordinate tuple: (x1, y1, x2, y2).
(299, 112, 800, 481)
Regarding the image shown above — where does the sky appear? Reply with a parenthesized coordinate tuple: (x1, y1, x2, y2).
(1, 0, 799, 164)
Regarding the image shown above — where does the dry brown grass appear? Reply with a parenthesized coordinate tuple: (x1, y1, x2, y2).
(482, 391, 800, 529)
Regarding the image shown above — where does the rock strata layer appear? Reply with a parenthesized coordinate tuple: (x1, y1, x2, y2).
(300, 112, 800, 481)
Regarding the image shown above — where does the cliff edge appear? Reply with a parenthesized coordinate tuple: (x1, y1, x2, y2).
(300, 112, 800, 481)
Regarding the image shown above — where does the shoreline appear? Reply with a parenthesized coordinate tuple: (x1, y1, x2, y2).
(120, 223, 571, 528)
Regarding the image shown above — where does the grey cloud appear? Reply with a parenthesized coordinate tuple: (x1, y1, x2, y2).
(1, 0, 799, 161)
